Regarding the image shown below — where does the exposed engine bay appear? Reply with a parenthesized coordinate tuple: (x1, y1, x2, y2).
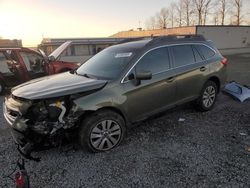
(3, 71, 108, 161)
(24, 98, 80, 135)
(4, 94, 84, 160)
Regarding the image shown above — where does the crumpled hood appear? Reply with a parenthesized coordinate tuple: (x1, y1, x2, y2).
(12, 72, 107, 100)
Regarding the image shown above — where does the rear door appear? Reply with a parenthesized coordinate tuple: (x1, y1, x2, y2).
(170, 44, 209, 103)
(122, 47, 177, 122)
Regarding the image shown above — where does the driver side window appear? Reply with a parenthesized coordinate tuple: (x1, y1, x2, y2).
(136, 47, 170, 74)
(0, 52, 12, 74)
(20, 52, 44, 73)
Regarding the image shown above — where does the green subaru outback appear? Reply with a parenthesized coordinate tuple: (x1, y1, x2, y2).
(4, 35, 227, 156)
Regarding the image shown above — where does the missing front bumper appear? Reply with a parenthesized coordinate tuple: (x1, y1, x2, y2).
(10, 128, 41, 161)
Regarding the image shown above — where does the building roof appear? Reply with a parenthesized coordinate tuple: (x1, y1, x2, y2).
(40, 37, 126, 46)
(0, 39, 22, 47)
(110, 25, 250, 38)
(110, 26, 196, 38)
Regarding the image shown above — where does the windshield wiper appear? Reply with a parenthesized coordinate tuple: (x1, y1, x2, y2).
(70, 69, 77, 74)
(78, 72, 94, 79)
(74, 71, 98, 79)
(82, 73, 90, 78)
(72, 70, 86, 76)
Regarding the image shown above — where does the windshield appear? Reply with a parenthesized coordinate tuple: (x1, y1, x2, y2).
(76, 48, 135, 80)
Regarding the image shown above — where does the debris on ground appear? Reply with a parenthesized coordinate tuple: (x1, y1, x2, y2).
(239, 132, 248, 136)
(15, 159, 30, 188)
(224, 81, 250, 102)
(178, 118, 185, 122)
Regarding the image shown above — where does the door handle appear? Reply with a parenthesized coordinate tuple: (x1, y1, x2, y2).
(200, 66, 207, 72)
(166, 76, 175, 83)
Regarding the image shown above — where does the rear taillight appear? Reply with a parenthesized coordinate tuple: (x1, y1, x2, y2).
(221, 58, 228, 66)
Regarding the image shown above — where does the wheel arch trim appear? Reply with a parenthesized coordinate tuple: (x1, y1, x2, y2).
(79, 106, 129, 126)
(207, 76, 221, 93)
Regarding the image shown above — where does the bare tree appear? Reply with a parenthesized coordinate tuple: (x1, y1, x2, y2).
(192, 0, 213, 25)
(145, 16, 157, 30)
(182, 0, 194, 26)
(156, 8, 169, 29)
(168, 3, 176, 28)
(213, 14, 219, 25)
(217, 0, 228, 25)
(193, 0, 204, 25)
(232, 0, 244, 25)
(203, 0, 212, 25)
(175, 0, 184, 27)
(144, 0, 248, 29)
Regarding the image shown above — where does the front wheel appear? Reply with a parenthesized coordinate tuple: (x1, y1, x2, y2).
(79, 110, 126, 152)
(196, 81, 218, 111)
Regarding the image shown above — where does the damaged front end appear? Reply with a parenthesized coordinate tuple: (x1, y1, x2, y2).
(4, 94, 83, 160)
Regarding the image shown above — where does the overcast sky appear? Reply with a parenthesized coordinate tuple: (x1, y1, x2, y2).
(0, 0, 249, 46)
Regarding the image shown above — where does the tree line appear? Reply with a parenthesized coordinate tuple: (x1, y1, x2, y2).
(145, 0, 248, 30)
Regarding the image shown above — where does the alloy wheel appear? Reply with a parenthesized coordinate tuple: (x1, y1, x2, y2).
(90, 120, 122, 151)
(202, 86, 216, 108)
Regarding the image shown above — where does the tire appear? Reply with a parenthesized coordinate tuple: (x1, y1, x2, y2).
(196, 81, 218, 112)
(0, 81, 5, 95)
(79, 110, 126, 152)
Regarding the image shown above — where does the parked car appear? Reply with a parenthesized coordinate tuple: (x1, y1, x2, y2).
(0, 41, 81, 94)
(4, 35, 227, 156)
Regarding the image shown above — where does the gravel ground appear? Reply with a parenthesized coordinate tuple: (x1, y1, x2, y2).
(0, 54, 250, 188)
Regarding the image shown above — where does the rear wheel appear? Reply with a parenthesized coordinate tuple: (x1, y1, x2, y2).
(79, 110, 126, 152)
(196, 81, 218, 111)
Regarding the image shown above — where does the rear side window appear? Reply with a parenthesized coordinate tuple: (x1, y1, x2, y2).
(198, 45, 215, 59)
(192, 46, 203, 62)
(171, 45, 195, 67)
(20, 52, 44, 73)
(136, 47, 170, 74)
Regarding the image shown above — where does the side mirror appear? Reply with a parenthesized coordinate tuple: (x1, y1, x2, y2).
(69, 68, 78, 74)
(136, 70, 152, 80)
(48, 56, 55, 62)
(133, 70, 152, 86)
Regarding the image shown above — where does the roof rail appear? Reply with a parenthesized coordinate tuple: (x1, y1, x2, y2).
(117, 34, 206, 45)
(117, 37, 152, 44)
(146, 34, 206, 46)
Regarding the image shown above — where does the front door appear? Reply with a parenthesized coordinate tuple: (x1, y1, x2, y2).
(0, 51, 22, 86)
(122, 47, 177, 122)
(19, 51, 47, 80)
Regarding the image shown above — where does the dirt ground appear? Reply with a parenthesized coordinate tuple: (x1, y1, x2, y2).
(0, 53, 249, 188)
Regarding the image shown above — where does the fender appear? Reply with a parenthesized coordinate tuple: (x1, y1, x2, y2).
(73, 86, 130, 124)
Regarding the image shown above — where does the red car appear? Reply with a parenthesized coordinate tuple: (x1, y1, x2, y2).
(0, 41, 80, 94)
